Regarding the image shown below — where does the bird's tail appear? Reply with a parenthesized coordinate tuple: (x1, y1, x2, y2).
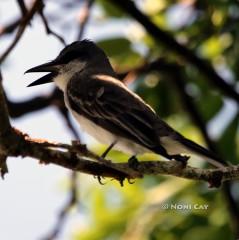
(179, 137, 227, 169)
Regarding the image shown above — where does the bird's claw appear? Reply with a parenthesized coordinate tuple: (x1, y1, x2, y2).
(127, 178, 135, 184)
(94, 175, 106, 185)
(208, 171, 223, 188)
(110, 177, 125, 187)
(128, 156, 139, 170)
(172, 154, 190, 168)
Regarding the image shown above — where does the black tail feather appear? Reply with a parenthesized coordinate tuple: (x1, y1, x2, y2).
(180, 137, 227, 168)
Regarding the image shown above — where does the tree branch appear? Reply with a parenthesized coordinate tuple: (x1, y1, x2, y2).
(0, 71, 12, 177)
(16, 0, 28, 17)
(41, 171, 78, 240)
(77, 0, 95, 40)
(38, 2, 66, 46)
(0, 128, 239, 187)
(0, 72, 11, 137)
(0, 18, 21, 36)
(111, 0, 239, 103)
(0, 70, 239, 187)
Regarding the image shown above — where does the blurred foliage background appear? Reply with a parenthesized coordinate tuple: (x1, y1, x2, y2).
(1, 0, 239, 240)
(74, 1, 238, 239)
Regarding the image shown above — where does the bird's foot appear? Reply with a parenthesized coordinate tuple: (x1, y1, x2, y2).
(128, 156, 139, 170)
(208, 171, 223, 188)
(171, 154, 190, 168)
(127, 178, 135, 184)
(94, 175, 106, 185)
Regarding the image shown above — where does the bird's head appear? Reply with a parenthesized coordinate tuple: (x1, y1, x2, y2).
(26, 39, 112, 88)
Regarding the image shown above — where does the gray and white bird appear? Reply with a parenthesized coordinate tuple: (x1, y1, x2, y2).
(26, 39, 225, 168)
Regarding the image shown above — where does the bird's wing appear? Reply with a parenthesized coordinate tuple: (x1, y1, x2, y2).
(67, 74, 173, 149)
(67, 74, 227, 168)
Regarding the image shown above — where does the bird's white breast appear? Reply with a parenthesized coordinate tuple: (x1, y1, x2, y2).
(63, 92, 149, 155)
(72, 111, 116, 144)
(55, 71, 151, 156)
(71, 110, 150, 155)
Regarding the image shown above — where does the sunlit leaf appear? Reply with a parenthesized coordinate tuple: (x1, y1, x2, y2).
(98, 38, 131, 57)
(97, 0, 125, 18)
(97, 38, 143, 70)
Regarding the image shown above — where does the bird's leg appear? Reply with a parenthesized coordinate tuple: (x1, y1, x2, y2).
(101, 141, 117, 159)
(95, 142, 116, 183)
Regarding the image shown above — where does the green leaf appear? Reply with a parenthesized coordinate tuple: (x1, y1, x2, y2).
(97, 0, 125, 18)
(97, 38, 143, 70)
(136, 74, 182, 117)
(97, 38, 131, 57)
(198, 93, 223, 122)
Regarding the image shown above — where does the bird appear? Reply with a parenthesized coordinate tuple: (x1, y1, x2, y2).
(25, 39, 225, 169)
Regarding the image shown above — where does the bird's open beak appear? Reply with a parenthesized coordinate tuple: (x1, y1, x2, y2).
(25, 60, 59, 87)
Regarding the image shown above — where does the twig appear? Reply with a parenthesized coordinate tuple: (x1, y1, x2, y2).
(0, 71, 11, 178)
(39, 93, 80, 240)
(41, 172, 78, 240)
(0, 0, 43, 64)
(0, 18, 21, 36)
(38, 2, 66, 45)
(0, 71, 11, 136)
(6, 91, 55, 118)
(17, 0, 28, 17)
(77, 0, 95, 40)
(0, 154, 8, 179)
(57, 102, 81, 139)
